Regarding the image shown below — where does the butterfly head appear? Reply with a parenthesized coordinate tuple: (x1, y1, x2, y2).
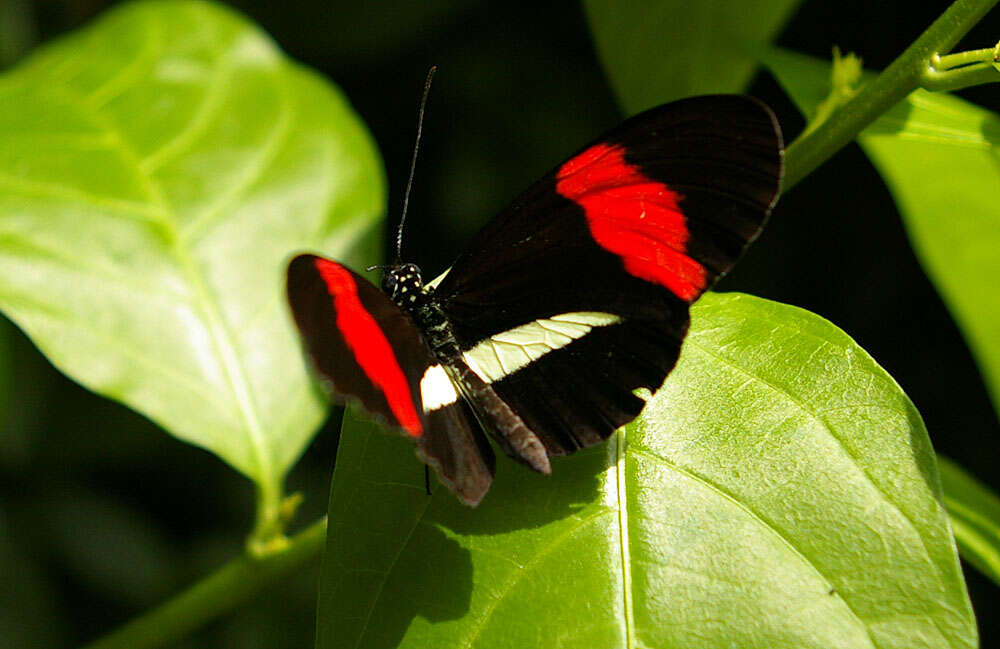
(381, 263, 425, 307)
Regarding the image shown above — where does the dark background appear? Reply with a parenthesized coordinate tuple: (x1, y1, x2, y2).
(1, 1, 998, 647)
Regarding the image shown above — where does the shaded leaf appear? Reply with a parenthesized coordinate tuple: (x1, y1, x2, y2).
(0, 318, 10, 429)
(584, 0, 803, 113)
(0, 509, 64, 649)
(0, 0, 36, 68)
(0, 1, 385, 493)
(255, 0, 478, 64)
(767, 48, 1000, 419)
(39, 485, 180, 607)
(317, 293, 975, 649)
(938, 455, 1000, 586)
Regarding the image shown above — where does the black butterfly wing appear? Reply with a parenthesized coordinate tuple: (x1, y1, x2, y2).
(432, 95, 783, 457)
(287, 254, 495, 506)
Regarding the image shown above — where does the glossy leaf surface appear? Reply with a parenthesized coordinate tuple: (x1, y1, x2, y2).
(0, 1, 385, 490)
(317, 293, 975, 649)
(584, 0, 803, 113)
(768, 48, 1000, 419)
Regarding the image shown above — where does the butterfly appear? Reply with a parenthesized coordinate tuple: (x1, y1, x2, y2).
(287, 93, 783, 506)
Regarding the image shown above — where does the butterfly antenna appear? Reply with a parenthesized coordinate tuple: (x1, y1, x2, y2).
(394, 65, 436, 263)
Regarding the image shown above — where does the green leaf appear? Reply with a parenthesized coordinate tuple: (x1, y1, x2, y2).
(316, 293, 975, 649)
(0, 1, 385, 499)
(767, 48, 1000, 419)
(939, 455, 1000, 586)
(584, 0, 803, 113)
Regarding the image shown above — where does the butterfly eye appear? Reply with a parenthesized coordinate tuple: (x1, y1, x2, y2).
(380, 272, 397, 295)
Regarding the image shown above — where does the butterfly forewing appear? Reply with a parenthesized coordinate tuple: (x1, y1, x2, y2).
(432, 95, 783, 456)
(286, 255, 495, 505)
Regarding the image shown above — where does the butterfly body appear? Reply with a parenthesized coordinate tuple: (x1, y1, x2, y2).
(386, 262, 553, 474)
(287, 94, 783, 506)
(382, 264, 455, 358)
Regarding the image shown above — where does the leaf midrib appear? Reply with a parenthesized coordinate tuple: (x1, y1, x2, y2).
(615, 429, 636, 648)
(42, 25, 282, 486)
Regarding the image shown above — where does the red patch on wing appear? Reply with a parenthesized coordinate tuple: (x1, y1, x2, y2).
(555, 142, 706, 302)
(314, 259, 423, 437)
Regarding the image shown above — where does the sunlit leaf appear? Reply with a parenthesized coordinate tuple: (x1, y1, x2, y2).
(316, 293, 975, 649)
(584, 0, 803, 113)
(0, 1, 385, 494)
(767, 48, 1000, 419)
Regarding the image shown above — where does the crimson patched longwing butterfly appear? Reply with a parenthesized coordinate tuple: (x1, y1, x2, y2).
(287, 84, 783, 506)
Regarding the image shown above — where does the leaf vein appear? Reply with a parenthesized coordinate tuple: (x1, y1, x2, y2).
(85, 10, 161, 109)
(179, 75, 295, 244)
(139, 44, 237, 173)
(458, 509, 615, 649)
(685, 337, 947, 616)
(628, 446, 879, 649)
(354, 498, 432, 649)
(14, 303, 234, 421)
(0, 171, 169, 224)
(51, 72, 275, 483)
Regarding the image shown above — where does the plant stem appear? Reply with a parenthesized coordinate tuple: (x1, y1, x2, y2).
(80, 517, 328, 649)
(249, 480, 287, 556)
(935, 46, 997, 69)
(782, 0, 1000, 191)
(921, 61, 999, 91)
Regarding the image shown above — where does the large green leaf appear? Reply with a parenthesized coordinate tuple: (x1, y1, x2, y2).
(0, 2, 384, 493)
(584, 0, 803, 113)
(316, 293, 975, 649)
(767, 48, 1000, 419)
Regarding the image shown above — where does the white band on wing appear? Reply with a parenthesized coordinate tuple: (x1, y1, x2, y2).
(463, 312, 622, 384)
(420, 364, 460, 412)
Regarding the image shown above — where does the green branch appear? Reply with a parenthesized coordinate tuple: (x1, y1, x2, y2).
(783, 0, 1000, 190)
(248, 480, 287, 555)
(921, 46, 1000, 90)
(80, 517, 328, 649)
(921, 61, 999, 91)
(934, 46, 997, 69)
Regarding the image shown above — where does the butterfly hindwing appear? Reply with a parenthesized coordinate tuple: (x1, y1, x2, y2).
(433, 95, 783, 457)
(286, 255, 495, 505)
(419, 395, 496, 505)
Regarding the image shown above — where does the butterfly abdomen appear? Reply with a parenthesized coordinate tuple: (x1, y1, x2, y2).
(385, 263, 554, 475)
